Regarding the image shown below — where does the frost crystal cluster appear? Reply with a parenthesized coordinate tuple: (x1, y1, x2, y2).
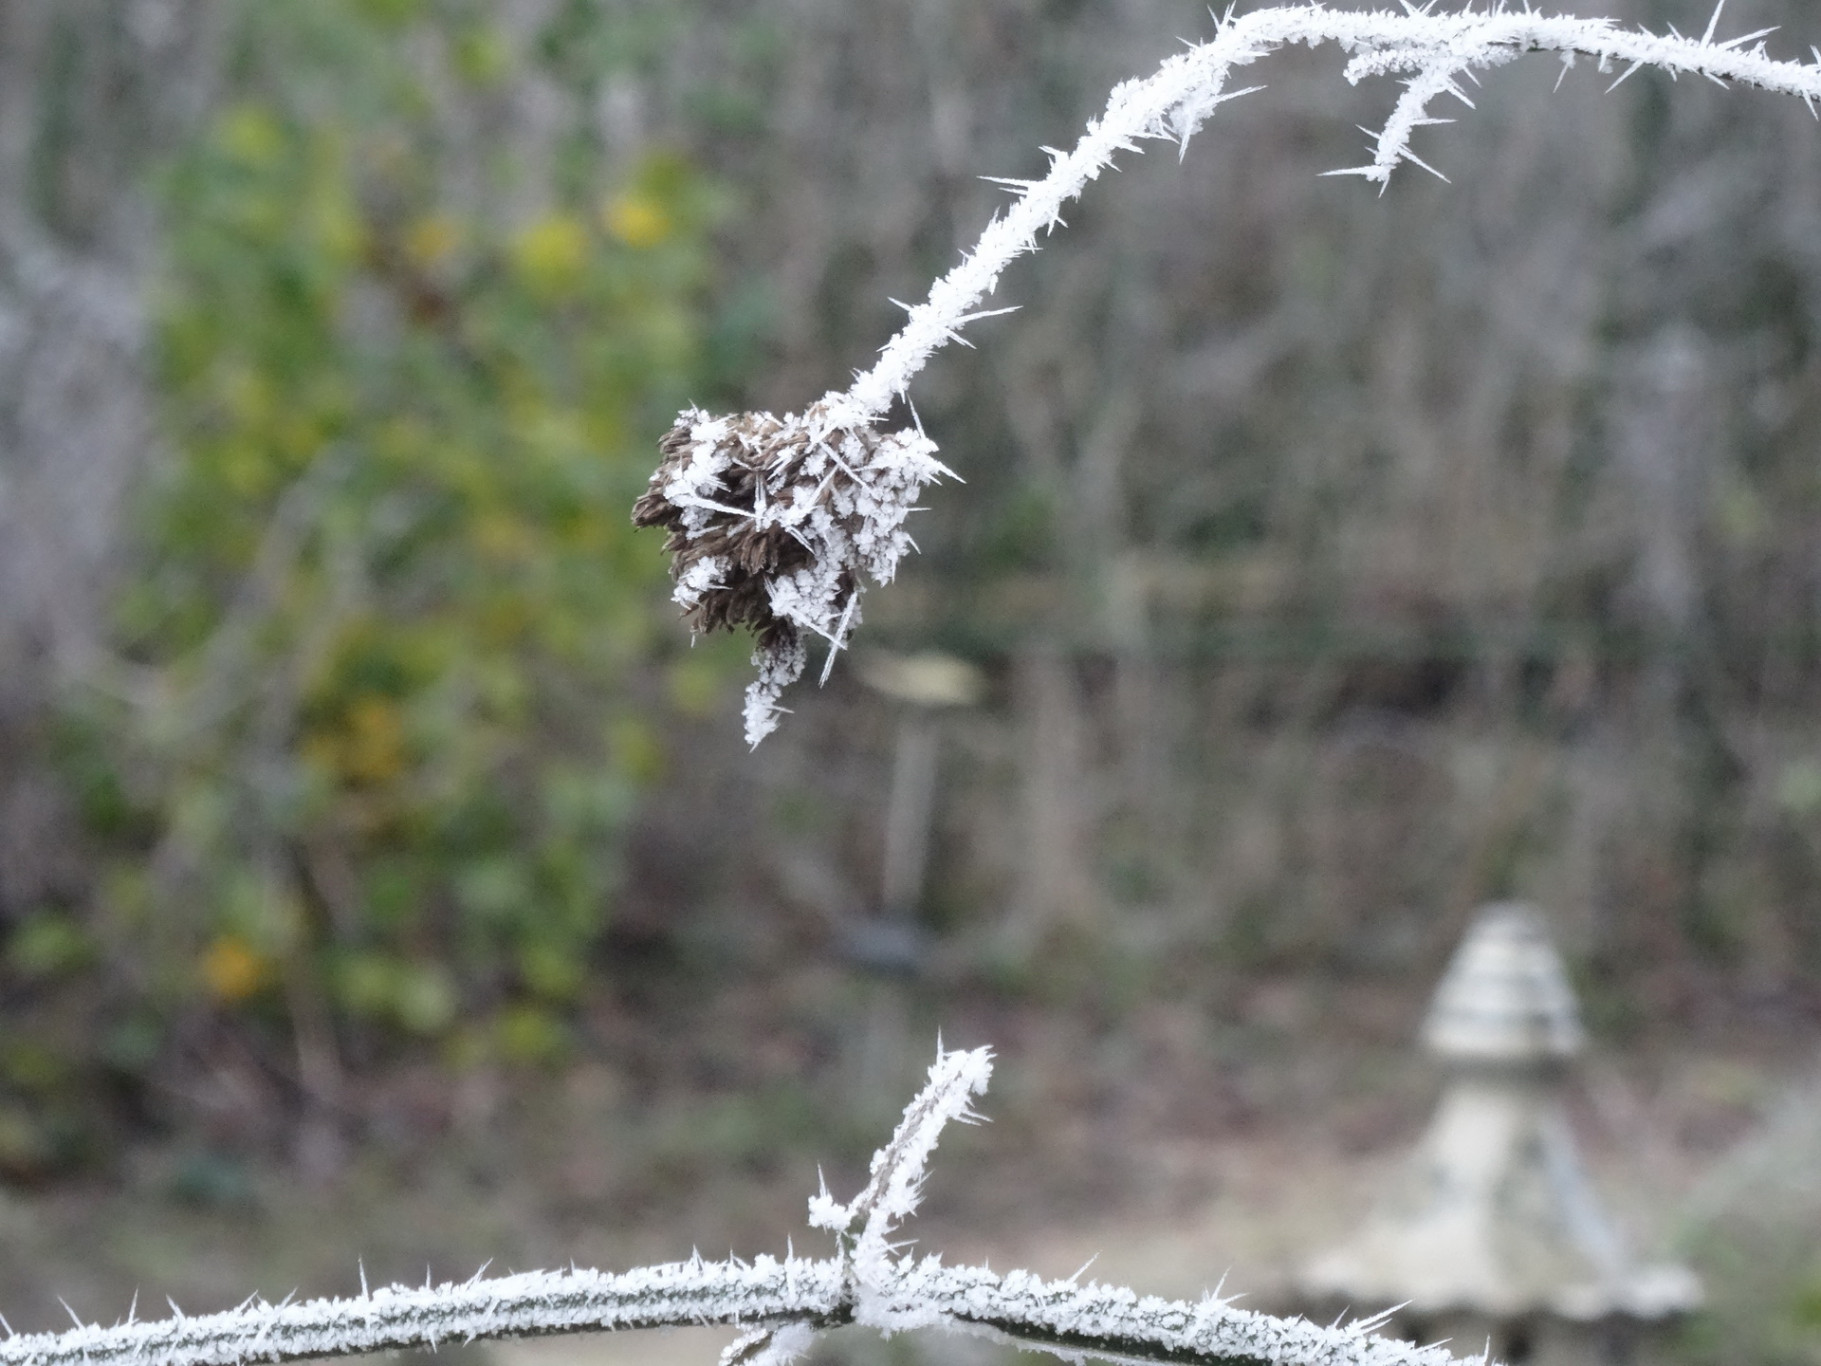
(636, 1, 1821, 740)
(634, 401, 952, 745)
(0, 1045, 1482, 1366)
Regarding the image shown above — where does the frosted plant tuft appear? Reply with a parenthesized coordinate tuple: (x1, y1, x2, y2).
(633, 400, 952, 745)
(635, 1, 1821, 739)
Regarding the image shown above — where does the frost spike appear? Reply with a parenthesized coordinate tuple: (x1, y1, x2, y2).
(1701, 0, 1727, 47)
(1398, 146, 1451, 181)
(1720, 26, 1779, 51)
(1607, 59, 1645, 91)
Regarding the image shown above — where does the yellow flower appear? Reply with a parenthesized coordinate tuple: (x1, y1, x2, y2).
(311, 191, 365, 263)
(217, 105, 283, 167)
(511, 213, 589, 293)
(602, 193, 671, 249)
(201, 936, 270, 1003)
(454, 28, 509, 87)
(342, 694, 407, 785)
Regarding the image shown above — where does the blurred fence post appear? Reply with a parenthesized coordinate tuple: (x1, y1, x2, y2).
(840, 651, 984, 1120)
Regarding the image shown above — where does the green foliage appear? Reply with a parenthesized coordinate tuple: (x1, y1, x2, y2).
(76, 0, 737, 1074)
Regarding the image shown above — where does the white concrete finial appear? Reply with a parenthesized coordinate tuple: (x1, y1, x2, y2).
(1301, 903, 1701, 1334)
(1422, 902, 1585, 1065)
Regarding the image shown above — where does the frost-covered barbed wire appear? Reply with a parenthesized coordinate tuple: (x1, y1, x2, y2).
(632, 0, 1821, 744)
(0, 1256, 846, 1366)
(0, 1046, 1482, 1366)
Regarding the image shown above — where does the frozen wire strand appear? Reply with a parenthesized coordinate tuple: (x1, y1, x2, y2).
(848, 1071, 989, 1282)
(844, 1047, 994, 1242)
(0, 1044, 1486, 1366)
(868, 1259, 1471, 1366)
(0, 1259, 846, 1366)
(837, 4, 1821, 420)
(720, 1326, 779, 1366)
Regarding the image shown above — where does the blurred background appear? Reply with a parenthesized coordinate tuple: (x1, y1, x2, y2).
(0, 0, 1816, 1363)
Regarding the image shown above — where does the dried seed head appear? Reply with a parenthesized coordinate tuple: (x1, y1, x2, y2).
(634, 400, 951, 745)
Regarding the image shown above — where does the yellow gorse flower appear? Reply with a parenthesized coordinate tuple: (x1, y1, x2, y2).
(200, 935, 270, 1002)
(511, 213, 589, 292)
(603, 193, 671, 248)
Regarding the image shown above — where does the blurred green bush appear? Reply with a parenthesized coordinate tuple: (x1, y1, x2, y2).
(37, 0, 740, 1136)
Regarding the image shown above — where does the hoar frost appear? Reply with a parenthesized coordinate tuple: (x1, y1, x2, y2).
(633, 401, 951, 746)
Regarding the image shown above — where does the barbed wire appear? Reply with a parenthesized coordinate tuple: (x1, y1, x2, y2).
(0, 1047, 1477, 1366)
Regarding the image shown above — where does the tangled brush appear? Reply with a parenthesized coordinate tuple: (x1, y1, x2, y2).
(633, 400, 952, 745)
